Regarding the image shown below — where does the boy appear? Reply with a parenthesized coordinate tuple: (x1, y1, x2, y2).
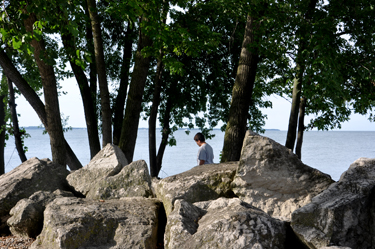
(194, 132, 214, 165)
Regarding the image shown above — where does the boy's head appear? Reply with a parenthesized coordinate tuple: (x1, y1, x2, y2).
(194, 132, 205, 142)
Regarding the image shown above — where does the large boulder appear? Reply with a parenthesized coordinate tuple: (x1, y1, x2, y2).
(152, 162, 238, 216)
(291, 157, 375, 249)
(86, 160, 153, 199)
(0, 157, 70, 234)
(67, 144, 152, 199)
(67, 144, 128, 196)
(164, 197, 287, 249)
(30, 197, 162, 249)
(7, 190, 74, 238)
(232, 131, 334, 221)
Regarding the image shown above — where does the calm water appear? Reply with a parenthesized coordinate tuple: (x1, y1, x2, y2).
(3, 128, 375, 181)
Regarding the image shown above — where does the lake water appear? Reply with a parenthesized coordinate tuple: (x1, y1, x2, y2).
(3, 128, 375, 181)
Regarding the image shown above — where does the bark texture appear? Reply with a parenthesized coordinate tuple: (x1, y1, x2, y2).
(221, 15, 260, 162)
(149, 57, 164, 177)
(87, 0, 112, 146)
(113, 24, 134, 145)
(285, 0, 318, 151)
(119, 21, 153, 162)
(0, 88, 5, 175)
(155, 91, 173, 177)
(148, 7, 168, 177)
(295, 97, 306, 159)
(84, 4, 98, 109)
(285, 71, 303, 150)
(24, 13, 66, 166)
(61, 33, 101, 159)
(7, 77, 27, 162)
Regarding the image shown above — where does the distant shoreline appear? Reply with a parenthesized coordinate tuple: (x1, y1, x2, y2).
(23, 126, 281, 132)
(21, 126, 375, 132)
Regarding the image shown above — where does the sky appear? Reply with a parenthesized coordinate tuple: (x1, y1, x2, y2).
(15, 76, 374, 131)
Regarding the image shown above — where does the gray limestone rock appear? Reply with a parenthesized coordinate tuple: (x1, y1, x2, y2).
(164, 197, 287, 249)
(291, 157, 375, 249)
(67, 144, 152, 199)
(0, 157, 70, 234)
(67, 144, 128, 196)
(87, 159, 153, 199)
(233, 131, 334, 221)
(30, 197, 162, 249)
(152, 162, 238, 216)
(7, 190, 74, 238)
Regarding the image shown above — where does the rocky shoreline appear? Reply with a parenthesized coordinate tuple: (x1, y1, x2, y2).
(0, 235, 34, 249)
(0, 130, 374, 249)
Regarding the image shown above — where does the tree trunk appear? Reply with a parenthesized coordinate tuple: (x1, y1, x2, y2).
(0, 49, 82, 170)
(119, 19, 153, 163)
(84, 3, 98, 108)
(24, 13, 66, 166)
(155, 96, 172, 177)
(285, 70, 303, 150)
(149, 56, 164, 177)
(113, 24, 135, 145)
(87, 0, 112, 146)
(221, 15, 260, 162)
(285, 0, 318, 151)
(295, 97, 306, 159)
(61, 33, 101, 159)
(7, 77, 27, 162)
(0, 83, 6, 175)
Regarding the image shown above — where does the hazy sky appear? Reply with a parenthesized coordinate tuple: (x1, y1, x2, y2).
(16, 77, 374, 131)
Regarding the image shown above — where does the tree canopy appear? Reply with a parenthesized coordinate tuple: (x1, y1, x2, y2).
(0, 0, 374, 175)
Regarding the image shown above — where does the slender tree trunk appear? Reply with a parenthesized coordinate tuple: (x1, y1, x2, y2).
(0, 49, 82, 170)
(148, 3, 168, 177)
(84, 3, 98, 108)
(149, 56, 164, 177)
(119, 18, 153, 162)
(295, 97, 306, 159)
(7, 77, 27, 162)
(24, 13, 66, 166)
(87, 0, 112, 146)
(113, 24, 135, 145)
(285, 0, 318, 151)
(221, 15, 260, 162)
(155, 96, 172, 177)
(285, 67, 303, 150)
(61, 33, 101, 159)
(0, 84, 6, 175)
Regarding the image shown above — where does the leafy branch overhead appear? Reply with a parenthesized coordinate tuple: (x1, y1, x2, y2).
(0, 0, 374, 175)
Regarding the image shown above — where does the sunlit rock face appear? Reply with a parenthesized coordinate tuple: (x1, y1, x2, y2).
(67, 144, 153, 199)
(0, 157, 70, 234)
(7, 190, 74, 238)
(152, 162, 238, 217)
(30, 197, 162, 249)
(233, 130, 334, 221)
(164, 197, 287, 249)
(291, 157, 375, 249)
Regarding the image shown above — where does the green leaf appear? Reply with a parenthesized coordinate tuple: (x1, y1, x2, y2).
(0, 28, 7, 39)
(12, 37, 22, 50)
(84, 52, 92, 63)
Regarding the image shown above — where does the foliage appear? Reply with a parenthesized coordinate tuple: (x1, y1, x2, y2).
(1, 0, 374, 167)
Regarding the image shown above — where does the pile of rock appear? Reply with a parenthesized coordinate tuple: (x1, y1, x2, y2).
(0, 130, 373, 249)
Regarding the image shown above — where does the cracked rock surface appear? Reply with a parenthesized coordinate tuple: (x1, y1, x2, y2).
(164, 197, 287, 249)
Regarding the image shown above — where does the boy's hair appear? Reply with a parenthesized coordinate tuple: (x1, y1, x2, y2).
(194, 132, 205, 142)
